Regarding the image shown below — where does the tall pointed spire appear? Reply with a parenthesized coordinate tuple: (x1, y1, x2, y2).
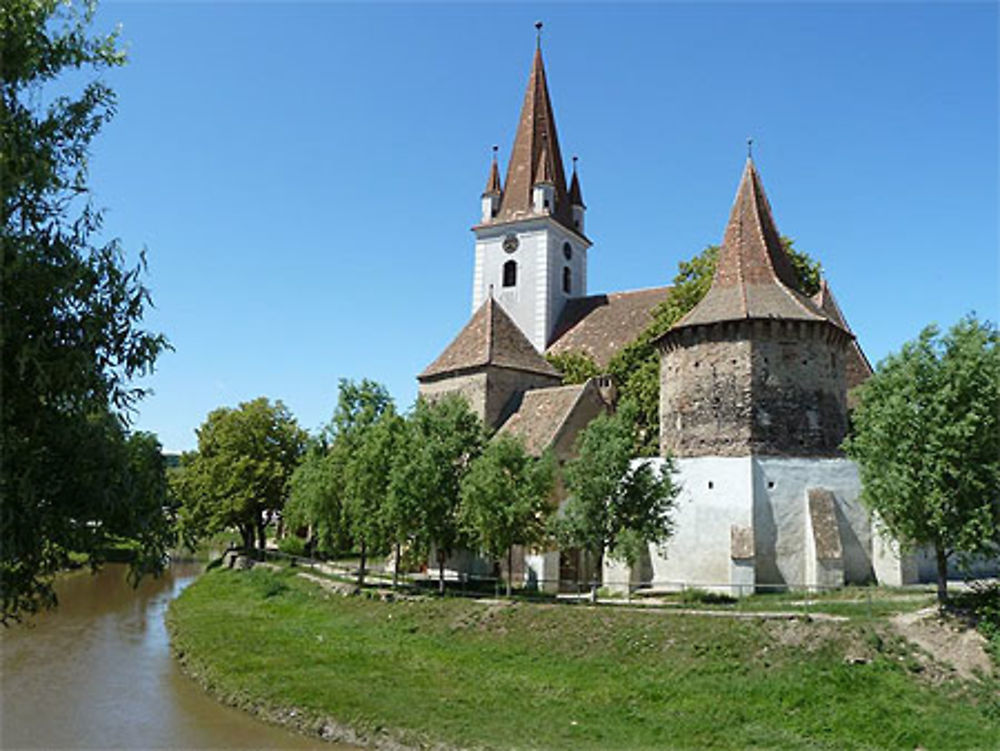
(670, 158, 845, 330)
(494, 41, 573, 230)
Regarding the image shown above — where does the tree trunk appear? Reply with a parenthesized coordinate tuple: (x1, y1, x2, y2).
(392, 542, 400, 590)
(437, 548, 446, 595)
(256, 522, 267, 558)
(506, 545, 513, 597)
(358, 540, 367, 587)
(240, 525, 254, 554)
(935, 545, 949, 605)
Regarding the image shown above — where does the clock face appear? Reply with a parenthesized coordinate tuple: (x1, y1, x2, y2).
(502, 234, 519, 254)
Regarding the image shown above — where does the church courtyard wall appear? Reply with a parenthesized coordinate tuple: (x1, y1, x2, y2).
(607, 456, 875, 594)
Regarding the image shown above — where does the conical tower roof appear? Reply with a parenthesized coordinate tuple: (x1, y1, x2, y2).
(671, 159, 845, 331)
(419, 297, 561, 380)
(494, 46, 573, 230)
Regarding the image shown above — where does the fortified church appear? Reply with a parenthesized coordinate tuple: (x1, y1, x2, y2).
(417, 35, 922, 593)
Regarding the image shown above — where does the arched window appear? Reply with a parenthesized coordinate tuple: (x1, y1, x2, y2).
(563, 266, 571, 294)
(562, 242, 572, 260)
(503, 260, 517, 288)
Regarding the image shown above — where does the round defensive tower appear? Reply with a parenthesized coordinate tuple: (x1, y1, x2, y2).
(655, 159, 853, 458)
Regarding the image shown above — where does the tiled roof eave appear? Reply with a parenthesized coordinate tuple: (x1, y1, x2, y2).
(418, 361, 559, 383)
(471, 214, 591, 246)
(653, 312, 853, 348)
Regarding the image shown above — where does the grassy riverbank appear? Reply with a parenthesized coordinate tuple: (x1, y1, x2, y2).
(168, 568, 998, 750)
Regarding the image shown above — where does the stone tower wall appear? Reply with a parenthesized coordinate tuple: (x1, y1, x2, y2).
(749, 319, 848, 456)
(659, 320, 849, 458)
(660, 327, 753, 457)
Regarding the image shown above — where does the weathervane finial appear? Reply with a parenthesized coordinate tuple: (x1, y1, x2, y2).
(535, 21, 543, 48)
(747, 137, 753, 159)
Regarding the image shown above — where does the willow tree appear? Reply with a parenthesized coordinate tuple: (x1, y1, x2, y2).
(2, 0, 170, 620)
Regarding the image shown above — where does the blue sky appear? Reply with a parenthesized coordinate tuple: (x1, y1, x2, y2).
(85, 2, 997, 452)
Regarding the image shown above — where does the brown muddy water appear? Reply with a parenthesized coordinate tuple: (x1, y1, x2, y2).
(0, 562, 355, 750)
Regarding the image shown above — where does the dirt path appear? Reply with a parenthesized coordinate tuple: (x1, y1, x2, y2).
(891, 607, 993, 680)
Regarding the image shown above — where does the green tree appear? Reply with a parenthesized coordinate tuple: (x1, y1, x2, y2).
(176, 398, 306, 554)
(546, 351, 600, 385)
(344, 407, 404, 586)
(554, 401, 679, 580)
(388, 395, 485, 594)
(459, 435, 555, 595)
(844, 315, 1000, 603)
(284, 439, 349, 556)
(1, 0, 170, 620)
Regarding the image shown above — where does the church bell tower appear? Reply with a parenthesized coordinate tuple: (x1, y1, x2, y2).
(471, 29, 591, 352)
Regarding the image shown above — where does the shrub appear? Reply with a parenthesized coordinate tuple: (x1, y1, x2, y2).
(681, 588, 736, 605)
(277, 535, 307, 557)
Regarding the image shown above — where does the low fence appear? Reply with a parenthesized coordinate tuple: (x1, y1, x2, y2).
(248, 548, 898, 616)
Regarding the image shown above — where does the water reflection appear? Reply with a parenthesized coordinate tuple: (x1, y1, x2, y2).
(1, 563, 353, 750)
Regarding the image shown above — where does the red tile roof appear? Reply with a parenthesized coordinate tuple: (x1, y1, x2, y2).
(419, 297, 560, 380)
(547, 287, 671, 368)
(498, 380, 607, 456)
(491, 47, 575, 233)
(671, 159, 846, 332)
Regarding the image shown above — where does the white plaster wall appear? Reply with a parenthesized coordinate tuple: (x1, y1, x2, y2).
(471, 244, 485, 313)
(872, 527, 919, 586)
(474, 228, 545, 350)
(474, 220, 590, 352)
(524, 550, 560, 593)
(544, 228, 588, 344)
(752, 458, 872, 587)
(644, 456, 754, 588)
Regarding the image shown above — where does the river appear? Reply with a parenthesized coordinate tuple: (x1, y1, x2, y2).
(1, 562, 355, 750)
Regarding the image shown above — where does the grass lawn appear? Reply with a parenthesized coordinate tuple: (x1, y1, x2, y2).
(168, 568, 998, 750)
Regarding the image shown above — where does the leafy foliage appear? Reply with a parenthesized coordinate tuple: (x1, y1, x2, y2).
(844, 315, 1000, 601)
(546, 351, 600, 385)
(284, 440, 349, 555)
(459, 434, 555, 593)
(1, 0, 170, 620)
(387, 395, 485, 590)
(175, 398, 307, 553)
(344, 405, 404, 583)
(554, 401, 679, 568)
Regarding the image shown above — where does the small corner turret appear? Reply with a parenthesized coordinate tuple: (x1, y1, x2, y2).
(531, 135, 556, 214)
(568, 155, 585, 234)
(481, 146, 503, 223)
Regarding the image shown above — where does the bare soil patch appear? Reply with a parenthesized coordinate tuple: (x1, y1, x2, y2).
(891, 606, 993, 680)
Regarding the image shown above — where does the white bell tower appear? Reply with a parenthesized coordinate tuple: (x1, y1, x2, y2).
(470, 35, 591, 352)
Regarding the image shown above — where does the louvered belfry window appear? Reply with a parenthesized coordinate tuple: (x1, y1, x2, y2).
(503, 260, 517, 288)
